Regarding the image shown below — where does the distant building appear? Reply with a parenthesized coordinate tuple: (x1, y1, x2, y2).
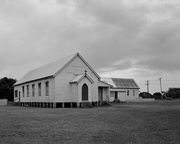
(14, 53, 140, 108)
(101, 78, 140, 102)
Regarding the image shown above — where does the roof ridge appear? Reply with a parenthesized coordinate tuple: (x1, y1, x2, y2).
(27, 53, 78, 74)
(112, 78, 134, 80)
(14, 53, 78, 86)
(102, 77, 134, 80)
(38, 53, 77, 69)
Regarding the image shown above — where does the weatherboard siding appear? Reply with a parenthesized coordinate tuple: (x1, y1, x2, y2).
(126, 89, 139, 100)
(70, 83, 78, 102)
(54, 56, 99, 102)
(109, 89, 139, 101)
(14, 78, 55, 102)
(104, 88, 109, 101)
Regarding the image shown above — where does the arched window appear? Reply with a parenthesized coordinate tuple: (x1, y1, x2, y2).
(82, 83, 88, 101)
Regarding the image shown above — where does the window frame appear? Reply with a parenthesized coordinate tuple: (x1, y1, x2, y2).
(32, 84, 35, 97)
(22, 86, 25, 97)
(127, 90, 129, 96)
(45, 81, 49, 96)
(82, 83, 88, 101)
(15, 90, 18, 98)
(38, 83, 41, 96)
(27, 85, 29, 97)
(133, 90, 135, 96)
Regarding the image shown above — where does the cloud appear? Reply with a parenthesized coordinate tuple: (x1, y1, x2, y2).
(75, 0, 180, 73)
(0, 0, 180, 83)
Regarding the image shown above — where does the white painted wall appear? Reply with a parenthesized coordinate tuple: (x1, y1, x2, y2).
(102, 88, 109, 101)
(109, 89, 139, 102)
(98, 81, 110, 101)
(118, 92, 126, 101)
(14, 77, 55, 102)
(126, 89, 139, 100)
(110, 91, 115, 101)
(0, 99, 7, 106)
(70, 83, 78, 102)
(55, 56, 99, 102)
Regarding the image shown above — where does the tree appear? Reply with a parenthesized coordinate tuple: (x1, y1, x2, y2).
(153, 92, 162, 100)
(139, 92, 153, 98)
(167, 88, 180, 99)
(0, 77, 17, 101)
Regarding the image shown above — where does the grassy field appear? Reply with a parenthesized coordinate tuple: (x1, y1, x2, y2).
(0, 100, 180, 144)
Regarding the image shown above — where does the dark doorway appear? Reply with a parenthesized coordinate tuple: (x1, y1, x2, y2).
(98, 87, 103, 102)
(115, 92, 118, 99)
(82, 83, 88, 101)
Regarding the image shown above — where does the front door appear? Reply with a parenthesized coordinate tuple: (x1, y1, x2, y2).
(82, 83, 88, 101)
(115, 92, 118, 99)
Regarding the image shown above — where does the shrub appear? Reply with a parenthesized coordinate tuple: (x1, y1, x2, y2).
(113, 99, 121, 103)
(101, 101, 111, 106)
(167, 88, 180, 99)
(139, 92, 153, 99)
(153, 92, 162, 100)
(166, 97, 173, 100)
(81, 102, 94, 108)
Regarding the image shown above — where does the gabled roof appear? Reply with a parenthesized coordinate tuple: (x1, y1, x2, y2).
(14, 53, 100, 86)
(98, 80, 112, 87)
(101, 77, 139, 89)
(101, 78, 116, 87)
(70, 73, 94, 84)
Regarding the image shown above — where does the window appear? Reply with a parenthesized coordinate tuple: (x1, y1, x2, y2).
(32, 84, 35, 97)
(133, 90, 135, 96)
(45, 82, 49, 96)
(22, 86, 24, 97)
(38, 83, 41, 96)
(27, 85, 29, 97)
(15, 90, 18, 98)
(127, 90, 129, 96)
(82, 83, 88, 101)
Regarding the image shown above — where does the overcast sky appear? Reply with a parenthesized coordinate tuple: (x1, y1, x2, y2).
(0, 0, 180, 93)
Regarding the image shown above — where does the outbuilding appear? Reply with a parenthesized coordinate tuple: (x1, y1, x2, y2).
(101, 78, 140, 102)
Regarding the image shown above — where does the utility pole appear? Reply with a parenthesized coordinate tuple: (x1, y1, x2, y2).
(159, 77, 162, 93)
(145, 80, 150, 93)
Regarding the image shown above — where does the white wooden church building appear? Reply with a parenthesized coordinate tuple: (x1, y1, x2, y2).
(14, 53, 139, 108)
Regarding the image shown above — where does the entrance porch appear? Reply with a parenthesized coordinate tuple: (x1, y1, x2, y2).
(98, 81, 110, 104)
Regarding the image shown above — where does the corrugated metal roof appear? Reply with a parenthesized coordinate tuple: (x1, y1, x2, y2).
(98, 80, 112, 87)
(101, 77, 139, 89)
(14, 53, 100, 86)
(15, 53, 77, 85)
(112, 78, 139, 89)
(70, 74, 84, 83)
(101, 77, 116, 87)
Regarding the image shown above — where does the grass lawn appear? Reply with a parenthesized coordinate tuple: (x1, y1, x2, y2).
(0, 100, 180, 144)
